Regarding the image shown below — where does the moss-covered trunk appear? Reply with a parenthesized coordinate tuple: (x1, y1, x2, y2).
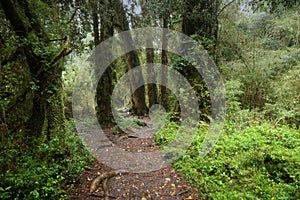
(0, 0, 66, 142)
(95, 0, 115, 125)
(114, 0, 148, 116)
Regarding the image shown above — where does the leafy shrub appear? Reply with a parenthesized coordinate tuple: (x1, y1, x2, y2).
(172, 122, 300, 199)
(264, 63, 300, 127)
(0, 121, 93, 199)
(155, 121, 179, 146)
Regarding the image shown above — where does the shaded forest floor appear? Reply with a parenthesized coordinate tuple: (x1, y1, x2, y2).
(67, 117, 200, 199)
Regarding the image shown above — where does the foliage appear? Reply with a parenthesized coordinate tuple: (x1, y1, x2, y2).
(155, 121, 179, 145)
(217, 5, 300, 127)
(156, 118, 300, 199)
(0, 121, 93, 199)
(113, 115, 148, 134)
(264, 63, 300, 127)
(249, 0, 300, 13)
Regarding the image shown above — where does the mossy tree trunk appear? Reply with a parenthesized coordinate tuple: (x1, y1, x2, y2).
(95, 0, 115, 126)
(180, 0, 221, 119)
(160, 15, 170, 110)
(146, 29, 158, 107)
(0, 0, 67, 141)
(114, 0, 148, 116)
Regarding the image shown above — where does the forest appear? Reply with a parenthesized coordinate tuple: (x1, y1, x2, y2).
(1, 0, 299, 199)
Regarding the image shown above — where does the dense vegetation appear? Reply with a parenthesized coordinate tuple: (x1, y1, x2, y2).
(1, 0, 299, 199)
(155, 3, 300, 199)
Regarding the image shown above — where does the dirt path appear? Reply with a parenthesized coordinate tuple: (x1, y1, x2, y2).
(68, 117, 200, 199)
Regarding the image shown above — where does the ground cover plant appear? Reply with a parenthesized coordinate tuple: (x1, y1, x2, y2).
(0, 121, 93, 199)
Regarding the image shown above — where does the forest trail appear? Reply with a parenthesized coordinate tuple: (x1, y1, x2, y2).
(68, 117, 200, 200)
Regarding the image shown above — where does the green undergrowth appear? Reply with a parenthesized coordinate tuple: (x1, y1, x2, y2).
(112, 116, 147, 134)
(155, 120, 300, 199)
(0, 121, 93, 199)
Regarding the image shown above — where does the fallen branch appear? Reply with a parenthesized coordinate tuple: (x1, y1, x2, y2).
(49, 46, 73, 67)
(176, 189, 189, 196)
(45, 36, 67, 43)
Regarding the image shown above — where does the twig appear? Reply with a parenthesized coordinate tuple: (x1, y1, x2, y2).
(176, 189, 189, 196)
(46, 36, 67, 43)
(67, 8, 78, 24)
(218, 0, 237, 17)
(49, 46, 73, 66)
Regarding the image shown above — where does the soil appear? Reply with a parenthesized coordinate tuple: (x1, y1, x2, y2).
(67, 117, 201, 200)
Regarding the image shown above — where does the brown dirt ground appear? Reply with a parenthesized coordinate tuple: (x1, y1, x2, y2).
(67, 117, 202, 200)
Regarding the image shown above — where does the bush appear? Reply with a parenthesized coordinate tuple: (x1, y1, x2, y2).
(171, 122, 300, 199)
(0, 121, 93, 199)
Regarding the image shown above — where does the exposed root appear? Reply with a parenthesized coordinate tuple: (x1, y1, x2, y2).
(116, 135, 138, 143)
(89, 169, 128, 197)
(84, 166, 100, 171)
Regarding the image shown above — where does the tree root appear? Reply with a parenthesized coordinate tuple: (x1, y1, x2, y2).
(89, 169, 128, 198)
(116, 135, 138, 143)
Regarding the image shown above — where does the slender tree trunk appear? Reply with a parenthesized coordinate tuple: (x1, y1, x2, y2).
(92, 1, 100, 46)
(181, 0, 220, 119)
(146, 27, 158, 107)
(114, 0, 148, 115)
(182, 0, 220, 56)
(96, 0, 115, 125)
(160, 15, 169, 110)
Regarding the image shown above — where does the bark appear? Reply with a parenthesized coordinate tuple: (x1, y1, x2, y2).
(92, 3, 100, 46)
(182, 0, 220, 56)
(96, 0, 115, 125)
(160, 16, 169, 110)
(181, 0, 220, 119)
(1, 0, 65, 140)
(114, 0, 148, 115)
(146, 32, 158, 107)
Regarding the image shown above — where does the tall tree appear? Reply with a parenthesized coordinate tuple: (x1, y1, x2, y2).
(182, 0, 221, 56)
(160, 15, 170, 109)
(140, 2, 159, 108)
(146, 32, 158, 107)
(179, 0, 221, 118)
(95, 0, 115, 125)
(0, 0, 71, 140)
(114, 0, 148, 115)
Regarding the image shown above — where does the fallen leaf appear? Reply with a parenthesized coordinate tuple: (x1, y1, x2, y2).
(131, 184, 138, 189)
(184, 195, 194, 200)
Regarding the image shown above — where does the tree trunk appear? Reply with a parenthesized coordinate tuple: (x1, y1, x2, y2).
(114, 0, 148, 116)
(146, 29, 158, 107)
(95, 0, 115, 125)
(1, 0, 66, 140)
(92, 1, 100, 46)
(160, 16, 169, 110)
(181, 0, 220, 119)
(182, 0, 220, 56)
